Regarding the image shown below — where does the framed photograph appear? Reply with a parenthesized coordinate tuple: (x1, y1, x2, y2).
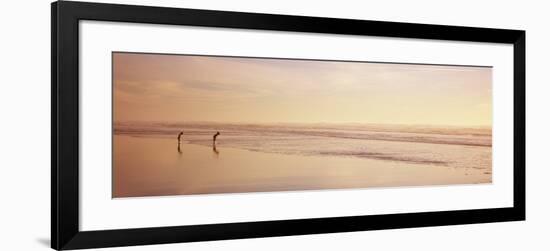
(52, 1, 525, 250)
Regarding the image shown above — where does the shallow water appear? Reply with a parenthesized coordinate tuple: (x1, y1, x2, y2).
(115, 122, 492, 170)
(113, 122, 492, 198)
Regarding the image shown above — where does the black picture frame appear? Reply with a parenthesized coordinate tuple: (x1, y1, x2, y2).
(51, 1, 525, 250)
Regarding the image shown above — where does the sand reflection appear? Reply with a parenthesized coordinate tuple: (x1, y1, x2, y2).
(113, 135, 490, 198)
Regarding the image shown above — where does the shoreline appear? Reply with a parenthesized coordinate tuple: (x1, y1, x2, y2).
(113, 135, 491, 198)
(113, 134, 492, 169)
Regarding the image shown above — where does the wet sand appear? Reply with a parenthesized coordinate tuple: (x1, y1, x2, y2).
(113, 135, 490, 198)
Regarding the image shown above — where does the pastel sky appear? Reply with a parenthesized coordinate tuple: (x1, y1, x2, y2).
(113, 52, 492, 126)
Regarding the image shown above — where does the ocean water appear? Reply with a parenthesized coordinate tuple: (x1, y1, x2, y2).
(114, 122, 492, 173)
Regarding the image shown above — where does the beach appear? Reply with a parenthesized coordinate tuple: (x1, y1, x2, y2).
(113, 122, 492, 198)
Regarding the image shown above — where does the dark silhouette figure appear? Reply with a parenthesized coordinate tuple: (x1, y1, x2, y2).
(177, 131, 184, 143)
(177, 131, 184, 153)
(213, 131, 220, 145)
(212, 131, 221, 157)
